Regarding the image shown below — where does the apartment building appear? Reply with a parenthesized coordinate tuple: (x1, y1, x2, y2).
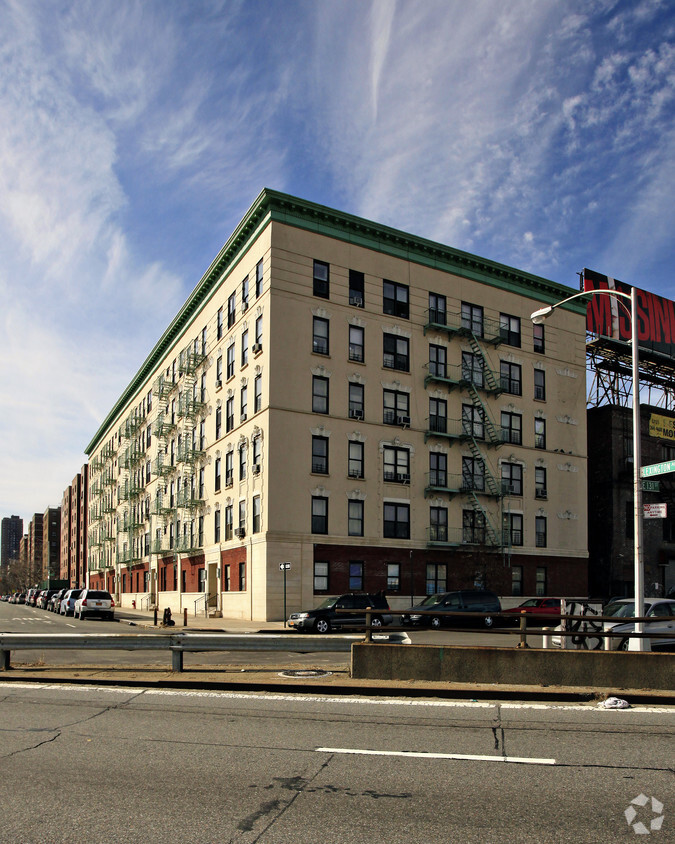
(85, 190, 588, 620)
(1, 515, 23, 571)
(41, 506, 61, 582)
(60, 469, 88, 588)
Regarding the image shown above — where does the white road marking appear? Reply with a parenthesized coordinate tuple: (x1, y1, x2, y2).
(316, 747, 556, 765)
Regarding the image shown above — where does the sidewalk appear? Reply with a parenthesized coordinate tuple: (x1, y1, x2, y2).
(116, 604, 288, 632)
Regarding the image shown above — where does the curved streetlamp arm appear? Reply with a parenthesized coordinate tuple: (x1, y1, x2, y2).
(530, 288, 631, 324)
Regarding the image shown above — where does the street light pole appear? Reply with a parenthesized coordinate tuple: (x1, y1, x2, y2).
(531, 286, 645, 650)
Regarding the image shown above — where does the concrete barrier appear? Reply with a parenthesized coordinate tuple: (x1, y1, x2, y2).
(351, 644, 675, 691)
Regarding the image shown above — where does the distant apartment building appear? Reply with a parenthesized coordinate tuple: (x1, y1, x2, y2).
(85, 190, 588, 620)
(27, 513, 43, 585)
(1, 514, 23, 571)
(61, 469, 88, 587)
(41, 506, 61, 582)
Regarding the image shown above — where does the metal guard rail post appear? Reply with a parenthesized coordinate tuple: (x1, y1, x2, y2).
(0, 631, 409, 673)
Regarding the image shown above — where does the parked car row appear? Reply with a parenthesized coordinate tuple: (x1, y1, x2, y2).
(1, 588, 115, 621)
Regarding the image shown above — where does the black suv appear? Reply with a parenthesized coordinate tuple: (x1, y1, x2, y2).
(401, 590, 501, 628)
(288, 592, 391, 633)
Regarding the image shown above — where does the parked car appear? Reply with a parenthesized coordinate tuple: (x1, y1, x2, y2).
(74, 589, 115, 621)
(551, 598, 675, 650)
(401, 590, 502, 629)
(49, 589, 67, 612)
(37, 590, 58, 610)
(59, 588, 83, 616)
(25, 588, 40, 607)
(288, 592, 391, 633)
(400, 593, 450, 626)
(502, 598, 562, 626)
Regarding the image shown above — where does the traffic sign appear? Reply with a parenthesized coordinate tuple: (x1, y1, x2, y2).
(644, 503, 667, 519)
(640, 459, 675, 478)
(279, 562, 291, 570)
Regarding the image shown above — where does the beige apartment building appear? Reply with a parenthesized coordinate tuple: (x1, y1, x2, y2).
(85, 190, 588, 620)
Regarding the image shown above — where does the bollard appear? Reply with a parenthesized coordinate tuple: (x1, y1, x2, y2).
(517, 611, 529, 648)
(153, 607, 158, 626)
(183, 608, 188, 627)
(364, 608, 372, 642)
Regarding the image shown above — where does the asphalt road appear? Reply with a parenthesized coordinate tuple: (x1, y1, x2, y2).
(0, 681, 672, 843)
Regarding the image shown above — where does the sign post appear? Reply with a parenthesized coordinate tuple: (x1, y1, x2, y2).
(279, 562, 291, 626)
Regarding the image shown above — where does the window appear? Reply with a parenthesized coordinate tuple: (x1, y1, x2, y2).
(201, 326, 207, 355)
(501, 462, 523, 496)
(226, 396, 234, 432)
(501, 411, 522, 445)
(383, 389, 409, 425)
(535, 467, 547, 499)
(534, 369, 546, 400)
(241, 330, 248, 367)
(312, 435, 329, 474)
(254, 375, 262, 413)
(386, 563, 400, 591)
(500, 361, 522, 395)
(227, 292, 236, 328)
(217, 307, 223, 340)
(349, 325, 365, 362)
(383, 333, 409, 371)
(223, 564, 231, 591)
(348, 500, 364, 536)
(348, 441, 364, 479)
(462, 404, 484, 440)
(428, 293, 446, 326)
(311, 496, 328, 534)
(536, 566, 547, 596)
(428, 344, 447, 378)
(462, 456, 485, 492)
(429, 452, 447, 488)
(312, 375, 329, 414)
(313, 259, 329, 298)
(511, 566, 523, 597)
(461, 302, 484, 336)
(239, 444, 247, 480)
(383, 280, 409, 318)
(238, 499, 246, 530)
(239, 562, 246, 591)
(226, 344, 235, 379)
(256, 259, 263, 297)
(225, 504, 233, 540)
(534, 418, 546, 449)
(240, 385, 247, 421)
(242, 276, 249, 310)
(536, 516, 547, 548)
(383, 446, 410, 484)
(252, 496, 261, 533)
(429, 506, 448, 542)
(214, 509, 221, 543)
(500, 313, 521, 347)
(533, 323, 545, 354)
(216, 355, 223, 385)
(463, 509, 486, 544)
(461, 352, 484, 387)
(429, 397, 447, 434)
(384, 502, 410, 538)
(225, 451, 233, 488)
(200, 419, 206, 450)
(313, 317, 329, 355)
(314, 561, 329, 592)
(349, 382, 364, 419)
(215, 457, 221, 492)
(255, 315, 263, 347)
(198, 467, 205, 499)
(215, 405, 222, 439)
(349, 561, 364, 591)
(504, 513, 523, 546)
(426, 563, 447, 595)
(198, 515, 204, 546)
(349, 270, 365, 307)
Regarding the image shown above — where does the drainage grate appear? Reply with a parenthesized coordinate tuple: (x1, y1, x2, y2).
(278, 669, 332, 679)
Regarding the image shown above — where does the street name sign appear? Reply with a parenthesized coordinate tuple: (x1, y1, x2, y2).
(640, 460, 675, 478)
(642, 480, 660, 492)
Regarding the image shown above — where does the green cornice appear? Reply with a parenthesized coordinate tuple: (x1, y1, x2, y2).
(86, 188, 580, 454)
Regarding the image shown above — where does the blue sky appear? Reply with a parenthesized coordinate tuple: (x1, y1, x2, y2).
(1, 0, 673, 526)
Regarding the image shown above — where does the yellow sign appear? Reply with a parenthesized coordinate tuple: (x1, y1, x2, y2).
(649, 413, 675, 441)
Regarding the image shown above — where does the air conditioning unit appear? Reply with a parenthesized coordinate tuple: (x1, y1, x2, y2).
(350, 296, 364, 308)
(348, 469, 361, 478)
(252, 463, 261, 475)
(397, 473, 411, 484)
(503, 484, 516, 495)
(349, 408, 364, 420)
(397, 415, 411, 427)
(535, 488, 547, 499)
(215, 379, 222, 389)
(252, 343, 262, 353)
(234, 527, 245, 538)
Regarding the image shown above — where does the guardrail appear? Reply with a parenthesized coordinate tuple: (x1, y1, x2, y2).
(0, 631, 409, 673)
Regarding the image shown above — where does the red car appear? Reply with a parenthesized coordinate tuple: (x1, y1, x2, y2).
(502, 598, 562, 625)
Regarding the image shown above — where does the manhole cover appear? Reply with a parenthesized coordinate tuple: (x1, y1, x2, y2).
(278, 669, 332, 679)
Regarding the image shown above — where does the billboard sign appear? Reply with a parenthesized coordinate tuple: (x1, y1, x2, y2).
(583, 268, 675, 359)
(649, 413, 675, 442)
